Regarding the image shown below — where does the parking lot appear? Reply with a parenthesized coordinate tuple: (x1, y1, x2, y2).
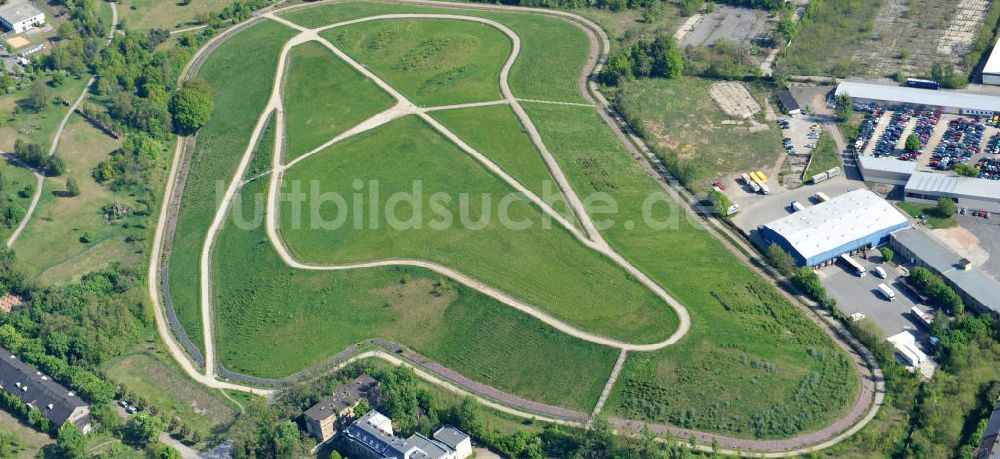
(953, 213, 1000, 279)
(730, 177, 854, 243)
(818, 256, 931, 338)
(680, 5, 772, 48)
(854, 107, 1000, 174)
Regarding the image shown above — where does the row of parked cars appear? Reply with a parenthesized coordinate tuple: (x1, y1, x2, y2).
(118, 399, 140, 414)
(872, 111, 912, 158)
(977, 157, 1000, 181)
(931, 118, 984, 170)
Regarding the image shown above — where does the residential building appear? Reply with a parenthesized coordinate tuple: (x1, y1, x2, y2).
(978, 393, 1000, 458)
(0, 347, 91, 432)
(304, 374, 380, 443)
(341, 410, 472, 459)
(0, 1, 45, 34)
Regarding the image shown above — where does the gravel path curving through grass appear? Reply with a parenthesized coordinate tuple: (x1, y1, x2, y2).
(146, 1, 883, 455)
(6, 2, 119, 249)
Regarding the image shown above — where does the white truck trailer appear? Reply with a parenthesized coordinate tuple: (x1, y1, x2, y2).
(840, 254, 867, 277)
(878, 283, 896, 301)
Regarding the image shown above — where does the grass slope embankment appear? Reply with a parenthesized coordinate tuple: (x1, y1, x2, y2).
(524, 103, 859, 439)
(279, 115, 677, 344)
(322, 18, 510, 106)
(167, 19, 297, 353)
(283, 41, 396, 160)
(280, 1, 590, 103)
(213, 154, 617, 409)
(430, 104, 579, 227)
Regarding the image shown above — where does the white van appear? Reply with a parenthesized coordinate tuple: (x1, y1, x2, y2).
(873, 267, 887, 279)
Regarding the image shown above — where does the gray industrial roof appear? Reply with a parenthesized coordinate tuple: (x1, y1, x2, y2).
(0, 347, 87, 428)
(891, 228, 1000, 313)
(763, 189, 909, 261)
(0, 1, 43, 26)
(905, 172, 1000, 202)
(835, 81, 1000, 113)
(858, 156, 918, 174)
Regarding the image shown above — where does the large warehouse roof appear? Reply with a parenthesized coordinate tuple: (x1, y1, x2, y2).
(0, 1, 42, 25)
(905, 172, 1000, 202)
(835, 81, 1000, 113)
(984, 38, 1000, 76)
(763, 189, 909, 262)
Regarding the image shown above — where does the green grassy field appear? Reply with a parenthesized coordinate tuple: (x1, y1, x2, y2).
(430, 104, 578, 227)
(804, 133, 841, 181)
(14, 117, 142, 284)
(523, 103, 859, 438)
(321, 18, 510, 106)
(278, 115, 676, 343)
(0, 410, 54, 458)
(615, 77, 784, 191)
(0, 75, 91, 153)
(280, 1, 591, 103)
(118, 0, 235, 30)
(283, 41, 396, 160)
(0, 160, 37, 244)
(776, 0, 884, 77)
(213, 169, 617, 409)
(168, 19, 298, 353)
(107, 344, 238, 443)
(174, 4, 862, 439)
(897, 201, 956, 229)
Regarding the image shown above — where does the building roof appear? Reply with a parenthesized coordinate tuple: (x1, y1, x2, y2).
(890, 228, 1000, 313)
(978, 394, 1000, 458)
(762, 189, 909, 261)
(343, 411, 463, 459)
(984, 38, 1000, 76)
(835, 81, 1000, 113)
(0, 347, 87, 427)
(304, 374, 378, 422)
(778, 89, 800, 112)
(433, 426, 469, 450)
(0, 1, 44, 26)
(858, 155, 918, 175)
(905, 172, 1000, 202)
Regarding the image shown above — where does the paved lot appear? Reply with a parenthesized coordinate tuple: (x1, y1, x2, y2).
(730, 177, 854, 242)
(954, 213, 1000, 279)
(681, 6, 771, 48)
(819, 256, 931, 339)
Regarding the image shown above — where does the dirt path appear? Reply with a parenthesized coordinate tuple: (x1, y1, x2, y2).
(6, 2, 119, 249)
(190, 13, 693, 375)
(146, 1, 881, 455)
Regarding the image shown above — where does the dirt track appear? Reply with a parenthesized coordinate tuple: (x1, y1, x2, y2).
(145, 1, 883, 455)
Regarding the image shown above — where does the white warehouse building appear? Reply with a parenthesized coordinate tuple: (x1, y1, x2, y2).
(904, 172, 1000, 214)
(0, 1, 45, 34)
(835, 81, 1000, 117)
(759, 189, 910, 267)
(983, 38, 1000, 86)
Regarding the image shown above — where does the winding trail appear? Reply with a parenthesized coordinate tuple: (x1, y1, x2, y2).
(6, 1, 119, 248)
(145, 1, 884, 455)
(194, 12, 693, 375)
